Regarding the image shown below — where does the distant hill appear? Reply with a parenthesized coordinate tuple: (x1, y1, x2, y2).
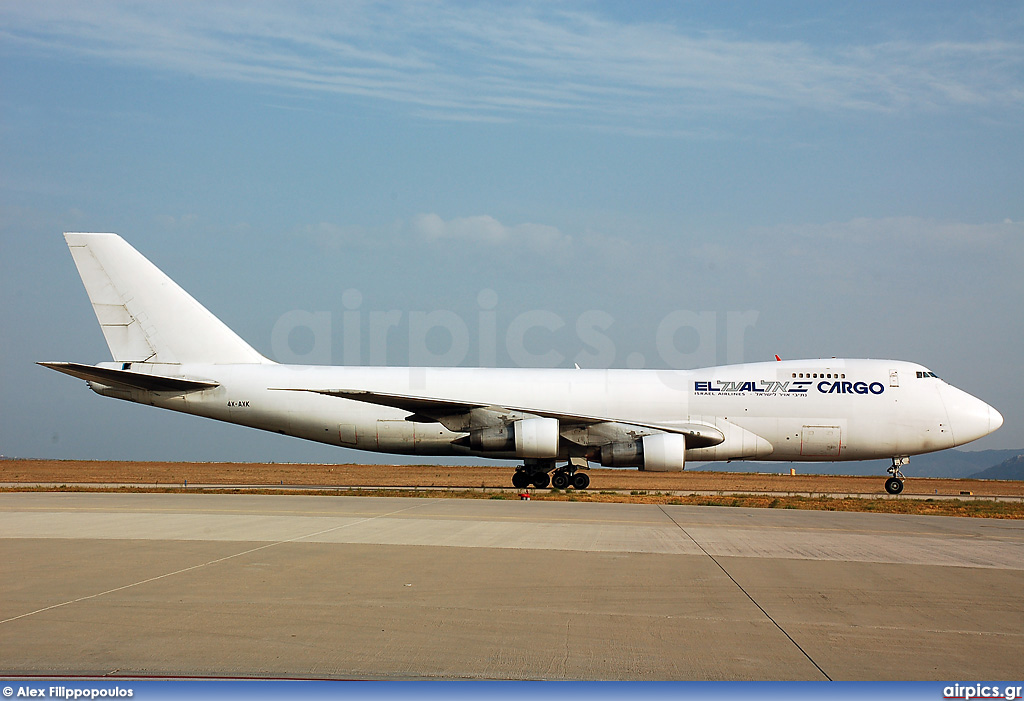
(969, 454, 1024, 480)
(692, 448, 1024, 478)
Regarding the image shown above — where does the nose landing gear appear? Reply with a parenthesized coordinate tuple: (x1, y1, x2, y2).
(885, 456, 909, 495)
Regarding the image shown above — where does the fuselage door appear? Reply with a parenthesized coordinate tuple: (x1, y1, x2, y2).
(889, 369, 899, 387)
(339, 423, 358, 446)
(800, 425, 841, 457)
(376, 419, 416, 451)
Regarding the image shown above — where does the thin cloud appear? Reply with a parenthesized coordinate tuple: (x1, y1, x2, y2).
(2, 2, 1022, 132)
(733, 216, 1024, 287)
(298, 221, 376, 251)
(295, 213, 572, 255)
(411, 213, 570, 252)
(753, 216, 1024, 248)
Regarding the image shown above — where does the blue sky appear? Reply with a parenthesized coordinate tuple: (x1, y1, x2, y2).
(1, 1, 1021, 462)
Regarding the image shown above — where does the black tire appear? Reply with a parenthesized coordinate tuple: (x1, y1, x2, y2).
(884, 477, 904, 495)
(512, 471, 531, 489)
(572, 472, 590, 490)
(551, 472, 570, 490)
(532, 473, 550, 489)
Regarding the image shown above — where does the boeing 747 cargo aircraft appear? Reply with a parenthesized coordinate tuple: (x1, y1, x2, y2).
(41, 233, 1003, 494)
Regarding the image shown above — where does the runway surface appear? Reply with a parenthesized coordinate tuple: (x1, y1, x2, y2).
(2, 493, 1023, 680)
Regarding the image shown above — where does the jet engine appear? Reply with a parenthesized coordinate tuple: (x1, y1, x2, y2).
(466, 417, 560, 458)
(599, 433, 686, 471)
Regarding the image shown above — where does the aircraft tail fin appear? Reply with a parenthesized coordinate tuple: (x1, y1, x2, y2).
(63, 233, 271, 365)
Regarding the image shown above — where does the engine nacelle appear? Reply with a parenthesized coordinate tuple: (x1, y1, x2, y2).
(468, 417, 560, 458)
(599, 433, 686, 472)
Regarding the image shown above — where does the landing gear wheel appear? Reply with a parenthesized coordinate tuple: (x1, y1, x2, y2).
(885, 456, 908, 495)
(551, 472, 571, 490)
(884, 477, 904, 495)
(512, 471, 531, 489)
(532, 473, 550, 489)
(572, 472, 591, 490)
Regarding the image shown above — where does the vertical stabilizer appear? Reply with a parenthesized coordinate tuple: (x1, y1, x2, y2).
(64, 233, 271, 364)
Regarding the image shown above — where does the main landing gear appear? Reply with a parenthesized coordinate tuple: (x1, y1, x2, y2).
(885, 456, 909, 495)
(512, 458, 590, 490)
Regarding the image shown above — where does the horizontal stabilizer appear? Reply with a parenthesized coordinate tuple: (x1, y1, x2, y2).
(38, 362, 219, 393)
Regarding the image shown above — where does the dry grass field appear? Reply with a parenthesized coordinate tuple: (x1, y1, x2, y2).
(3, 459, 1023, 518)
(2, 458, 1023, 495)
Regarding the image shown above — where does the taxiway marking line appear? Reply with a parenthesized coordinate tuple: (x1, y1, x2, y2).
(657, 504, 833, 681)
(0, 500, 432, 626)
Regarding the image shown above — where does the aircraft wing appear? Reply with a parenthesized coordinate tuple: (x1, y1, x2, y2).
(39, 362, 219, 393)
(278, 387, 725, 448)
(309, 389, 492, 418)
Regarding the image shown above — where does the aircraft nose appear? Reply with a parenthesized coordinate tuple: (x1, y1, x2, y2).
(942, 384, 1003, 445)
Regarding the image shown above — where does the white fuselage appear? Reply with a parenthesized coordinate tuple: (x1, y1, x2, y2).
(89, 357, 1001, 464)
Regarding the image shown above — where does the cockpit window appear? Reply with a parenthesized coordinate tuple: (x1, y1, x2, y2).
(916, 371, 940, 379)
